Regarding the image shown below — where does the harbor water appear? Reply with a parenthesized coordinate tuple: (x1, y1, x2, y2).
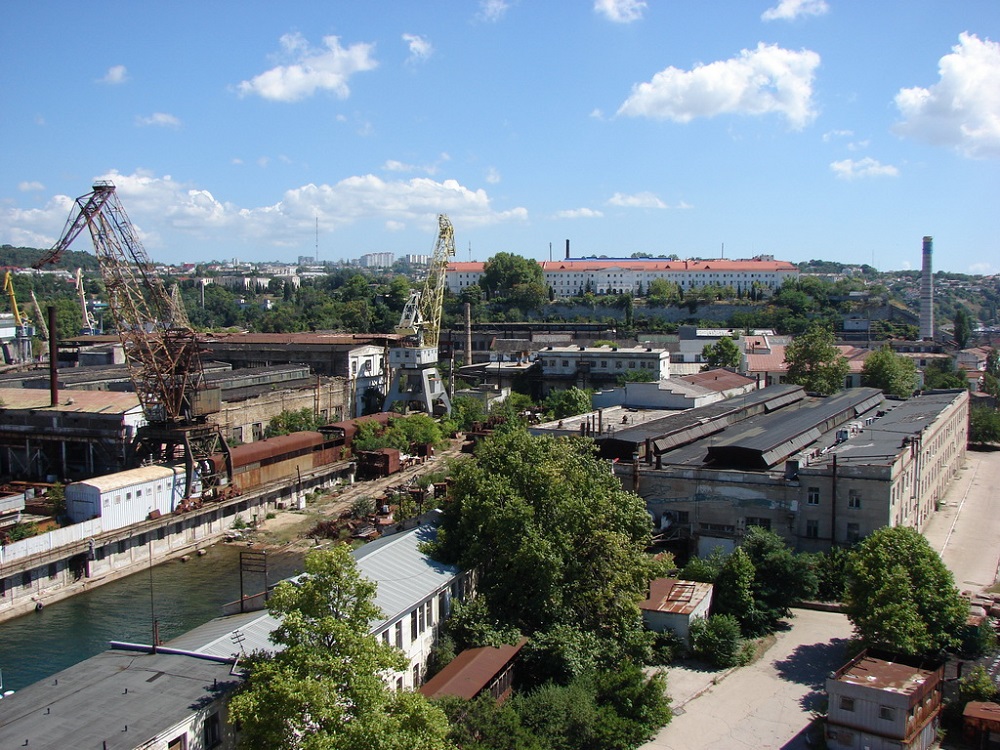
(0, 543, 304, 693)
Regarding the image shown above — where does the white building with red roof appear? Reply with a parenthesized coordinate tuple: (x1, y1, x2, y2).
(447, 257, 799, 298)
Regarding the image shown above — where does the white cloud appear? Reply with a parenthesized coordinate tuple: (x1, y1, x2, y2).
(554, 208, 604, 219)
(477, 0, 509, 22)
(594, 0, 646, 24)
(617, 43, 820, 129)
(136, 112, 181, 128)
(18, 181, 45, 192)
(761, 0, 829, 22)
(100, 65, 129, 84)
(829, 157, 899, 179)
(893, 33, 1000, 159)
(238, 33, 378, 102)
(485, 167, 501, 184)
(0, 169, 527, 256)
(383, 159, 414, 172)
(402, 33, 433, 65)
(607, 191, 668, 209)
(969, 261, 997, 275)
(822, 129, 853, 142)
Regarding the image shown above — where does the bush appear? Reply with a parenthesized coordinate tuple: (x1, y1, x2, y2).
(690, 614, 745, 669)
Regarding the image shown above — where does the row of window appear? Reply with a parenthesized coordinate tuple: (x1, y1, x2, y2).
(806, 487, 863, 509)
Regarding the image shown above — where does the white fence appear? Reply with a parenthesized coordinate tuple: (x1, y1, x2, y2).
(0, 519, 105, 565)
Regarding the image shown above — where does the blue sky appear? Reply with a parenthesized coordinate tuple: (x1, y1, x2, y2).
(1, 1, 997, 273)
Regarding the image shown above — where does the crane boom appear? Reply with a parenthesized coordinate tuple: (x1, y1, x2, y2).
(3, 272, 24, 327)
(34, 181, 230, 496)
(76, 268, 99, 335)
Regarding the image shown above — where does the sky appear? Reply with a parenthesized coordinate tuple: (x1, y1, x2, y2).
(1, 1, 998, 274)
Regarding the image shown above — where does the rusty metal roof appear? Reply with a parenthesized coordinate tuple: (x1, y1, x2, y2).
(0, 387, 140, 414)
(231, 431, 325, 466)
(964, 701, 1000, 724)
(419, 638, 528, 701)
(639, 578, 713, 615)
(832, 652, 940, 695)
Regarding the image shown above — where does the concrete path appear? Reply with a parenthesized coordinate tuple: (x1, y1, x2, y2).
(920, 449, 1000, 593)
(644, 609, 854, 750)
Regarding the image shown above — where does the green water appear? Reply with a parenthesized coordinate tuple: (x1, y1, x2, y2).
(0, 543, 304, 692)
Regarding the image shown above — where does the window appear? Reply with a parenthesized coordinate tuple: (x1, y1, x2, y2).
(879, 705, 895, 721)
(395, 621, 403, 649)
(204, 712, 222, 748)
(22, 571, 32, 589)
(411, 611, 419, 641)
(382, 630, 390, 646)
(252, 422, 264, 441)
(806, 520, 819, 539)
(418, 604, 425, 633)
(48, 563, 58, 579)
(846, 523, 861, 544)
(412, 663, 421, 686)
(745, 517, 771, 531)
(168, 735, 187, 750)
(807, 487, 820, 505)
(425, 600, 433, 629)
(848, 490, 861, 509)
(840, 696, 855, 712)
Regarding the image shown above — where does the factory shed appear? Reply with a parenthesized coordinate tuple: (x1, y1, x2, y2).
(639, 578, 714, 644)
(419, 638, 528, 704)
(705, 388, 883, 470)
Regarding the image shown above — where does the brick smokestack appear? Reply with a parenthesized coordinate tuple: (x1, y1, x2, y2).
(920, 236, 934, 340)
(565, 239, 570, 260)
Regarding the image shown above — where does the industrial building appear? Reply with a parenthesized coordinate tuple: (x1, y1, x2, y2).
(613, 386, 968, 554)
(826, 650, 943, 750)
(0, 363, 351, 482)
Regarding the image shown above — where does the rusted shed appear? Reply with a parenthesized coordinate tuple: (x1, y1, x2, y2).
(963, 701, 1000, 746)
(420, 638, 528, 704)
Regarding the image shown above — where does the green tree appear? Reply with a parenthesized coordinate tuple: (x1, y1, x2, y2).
(690, 614, 747, 668)
(740, 526, 817, 635)
(701, 337, 741, 370)
(228, 547, 452, 749)
(969, 405, 1000, 445)
(844, 527, 967, 656)
(430, 429, 663, 662)
(544, 387, 592, 419)
(923, 357, 969, 390)
(264, 408, 323, 437)
(481, 253, 543, 302)
(784, 325, 850, 395)
(954, 306, 973, 349)
(712, 547, 756, 625)
(861, 346, 918, 397)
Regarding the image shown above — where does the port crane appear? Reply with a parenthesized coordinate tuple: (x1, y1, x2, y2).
(33, 181, 231, 497)
(383, 214, 455, 416)
(75, 268, 99, 335)
(3, 271, 34, 364)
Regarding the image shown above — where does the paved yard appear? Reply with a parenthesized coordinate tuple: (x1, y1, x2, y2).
(644, 608, 854, 750)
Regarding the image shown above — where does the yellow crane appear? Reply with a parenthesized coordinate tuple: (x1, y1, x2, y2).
(383, 214, 455, 415)
(3, 271, 33, 363)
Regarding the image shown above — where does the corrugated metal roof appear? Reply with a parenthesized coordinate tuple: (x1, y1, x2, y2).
(165, 519, 460, 659)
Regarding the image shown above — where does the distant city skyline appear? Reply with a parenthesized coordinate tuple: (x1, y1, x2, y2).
(1, 2, 997, 273)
